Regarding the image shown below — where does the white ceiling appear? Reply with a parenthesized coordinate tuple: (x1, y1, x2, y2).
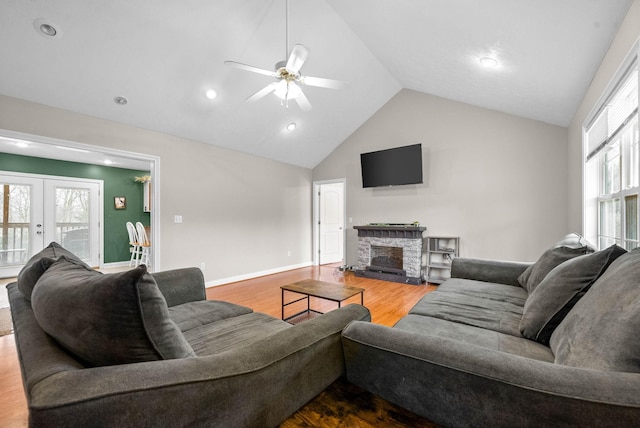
(0, 0, 633, 169)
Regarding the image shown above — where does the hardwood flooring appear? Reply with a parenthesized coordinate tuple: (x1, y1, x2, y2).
(0, 264, 437, 427)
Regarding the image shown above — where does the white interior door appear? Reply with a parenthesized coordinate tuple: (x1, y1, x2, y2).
(318, 182, 345, 265)
(0, 173, 101, 278)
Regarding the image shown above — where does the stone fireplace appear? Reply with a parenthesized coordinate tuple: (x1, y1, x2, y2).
(353, 225, 427, 285)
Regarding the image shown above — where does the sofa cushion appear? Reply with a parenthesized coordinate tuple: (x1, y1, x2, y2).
(395, 314, 554, 362)
(169, 300, 254, 332)
(409, 278, 527, 336)
(184, 312, 292, 356)
(550, 247, 640, 372)
(520, 244, 626, 345)
(518, 233, 595, 294)
(17, 241, 92, 301)
(31, 257, 195, 367)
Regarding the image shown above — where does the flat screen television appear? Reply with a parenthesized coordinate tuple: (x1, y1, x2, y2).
(360, 144, 423, 188)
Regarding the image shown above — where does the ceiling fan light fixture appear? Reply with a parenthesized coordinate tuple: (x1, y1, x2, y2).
(274, 80, 301, 100)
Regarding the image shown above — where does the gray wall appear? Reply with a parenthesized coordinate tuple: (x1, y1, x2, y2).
(0, 95, 313, 284)
(567, 0, 640, 238)
(313, 89, 569, 264)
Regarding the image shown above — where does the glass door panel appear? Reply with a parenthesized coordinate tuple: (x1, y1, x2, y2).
(1, 183, 30, 266)
(55, 187, 90, 259)
(0, 174, 44, 278)
(45, 179, 100, 267)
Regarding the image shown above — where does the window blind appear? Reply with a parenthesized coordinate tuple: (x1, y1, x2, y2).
(586, 65, 638, 161)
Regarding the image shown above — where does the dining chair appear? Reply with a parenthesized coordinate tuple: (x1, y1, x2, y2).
(135, 222, 151, 267)
(126, 222, 141, 267)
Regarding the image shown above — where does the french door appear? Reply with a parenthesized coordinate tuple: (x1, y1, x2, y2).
(0, 173, 101, 278)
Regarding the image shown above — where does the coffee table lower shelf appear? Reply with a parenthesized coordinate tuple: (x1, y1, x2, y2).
(281, 279, 365, 323)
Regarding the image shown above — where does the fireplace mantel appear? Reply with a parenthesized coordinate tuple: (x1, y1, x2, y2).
(354, 225, 426, 239)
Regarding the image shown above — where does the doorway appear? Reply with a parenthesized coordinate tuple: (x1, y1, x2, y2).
(0, 172, 102, 277)
(313, 179, 346, 266)
(0, 128, 160, 272)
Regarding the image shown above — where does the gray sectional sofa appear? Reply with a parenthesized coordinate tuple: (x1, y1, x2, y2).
(342, 234, 640, 427)
(8, 242, 370, 427)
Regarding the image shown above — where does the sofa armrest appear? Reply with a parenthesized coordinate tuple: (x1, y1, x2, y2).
(450, 257, 531, 286)
(342, 321, 640, 427)
(25, 304, 370, 427)
(151, 267, 206, 307)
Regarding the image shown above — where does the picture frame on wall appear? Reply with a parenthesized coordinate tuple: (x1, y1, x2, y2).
(114, 196, 126, 210)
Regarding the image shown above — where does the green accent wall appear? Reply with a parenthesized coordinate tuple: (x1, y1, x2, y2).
(0, 153, 150, 263)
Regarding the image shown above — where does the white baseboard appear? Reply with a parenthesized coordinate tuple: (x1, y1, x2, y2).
(205, 261, 313, 288)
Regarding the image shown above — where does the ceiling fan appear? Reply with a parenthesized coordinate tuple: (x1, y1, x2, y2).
(224, 0, 348, 111)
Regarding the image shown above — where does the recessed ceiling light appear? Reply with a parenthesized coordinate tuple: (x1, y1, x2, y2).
(286, 122, 297, 131)
(205, 89, 217, 100)
(479, 57, 499, 68)
(103, 160, 114, 165)
(114, 96, 128, 105)
(33, 18, 62, 39)
(15, 141, 29, 148)
(39, 24, 57, 36)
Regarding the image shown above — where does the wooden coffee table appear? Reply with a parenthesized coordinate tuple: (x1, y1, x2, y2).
(281, 279, 365, 322)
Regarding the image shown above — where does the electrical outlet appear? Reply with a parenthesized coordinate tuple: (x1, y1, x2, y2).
(174, 215, 183, 223)
(200, 262, 205, 271)
(287, 250, 291, 257)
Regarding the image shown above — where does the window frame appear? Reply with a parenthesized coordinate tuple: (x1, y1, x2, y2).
(584, 43, 639, 251)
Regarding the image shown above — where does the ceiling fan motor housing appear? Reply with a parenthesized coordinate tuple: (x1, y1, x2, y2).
(275, 60, 299, 82)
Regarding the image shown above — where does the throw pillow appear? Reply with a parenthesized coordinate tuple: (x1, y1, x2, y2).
(550, 247, 640, 372)
(17, 241, 92, 301)
(520, 244, 626, 345)
(31, 257, 195, 367)
(517, 233, 595, 294)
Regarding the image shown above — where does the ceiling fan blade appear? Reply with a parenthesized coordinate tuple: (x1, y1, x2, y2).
(246, 83, 278, 103)
(285, 44, 309, 74)
(294, 89, 312, 111)
(300, 75, 349, 90)
(224, 61, 276, 77)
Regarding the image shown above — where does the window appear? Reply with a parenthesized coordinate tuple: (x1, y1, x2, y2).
(584, 56, 639, 251)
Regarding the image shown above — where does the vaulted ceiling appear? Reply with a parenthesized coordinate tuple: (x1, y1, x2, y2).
(0, 0, 633, 168)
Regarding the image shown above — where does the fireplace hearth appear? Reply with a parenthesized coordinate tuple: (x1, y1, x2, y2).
(353, 225, 427, 285)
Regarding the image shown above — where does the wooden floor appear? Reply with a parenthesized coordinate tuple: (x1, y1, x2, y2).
(0, 264, 437, 427)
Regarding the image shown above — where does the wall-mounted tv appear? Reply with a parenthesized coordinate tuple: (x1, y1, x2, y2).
(360, 143, 423, 188)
